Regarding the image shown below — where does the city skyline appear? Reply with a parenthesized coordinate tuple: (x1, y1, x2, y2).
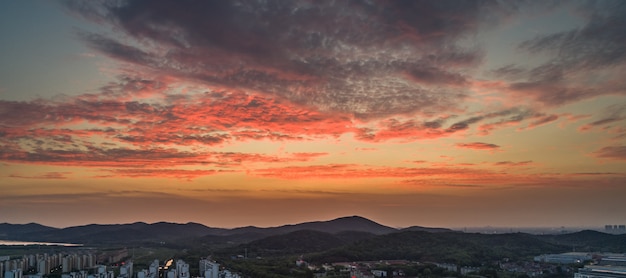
(1, 1, 625, 229)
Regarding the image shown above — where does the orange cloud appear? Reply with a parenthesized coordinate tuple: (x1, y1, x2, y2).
(252, 164, 490, 180)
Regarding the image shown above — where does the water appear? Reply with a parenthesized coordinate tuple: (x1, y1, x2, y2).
(0, 240, 82, 246)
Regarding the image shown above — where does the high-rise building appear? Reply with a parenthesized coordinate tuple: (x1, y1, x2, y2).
(199, 259, 219, 278)
(605, 225, 626, 234)
(174, 260, 188, 278)
(37, 260, 48, 275)
(119, 261, 133, 278)
(4, 269, 23, 278)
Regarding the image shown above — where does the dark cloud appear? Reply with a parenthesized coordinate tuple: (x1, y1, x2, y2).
(494, 161, 533, 167)
(571, 172, 623, 176)
(586, 104, 626, 126)
(520, 1, 626, 70)
(252, 164, 490, 180)
(354, 107, 541, 141)
(100, 169, 232, 180)
(447, 108, 532, 134)
(8, 172, 71, 179)
(456, 142, 500, 150)
(62, 0, 512, 118)
(507, 1, 626, 106)
(78, 32, 154, 65)
(525, 114, 559, 129)
(578, 104, 626, 137)
(508, 79, 598, 106)
(491, 64, 526, 80)
(593, 145, 626, 160)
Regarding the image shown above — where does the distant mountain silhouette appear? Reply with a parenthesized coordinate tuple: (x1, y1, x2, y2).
(1, 222, 227, 244)
(539, 230, 626, 252)
(3, 219, 625, 262)
(0, 223, 59, 240)
(19, 216, 619, 253)
(1, 216, 398, 245)
(401, 226, 456, 233)
(228, 215, 397, 236)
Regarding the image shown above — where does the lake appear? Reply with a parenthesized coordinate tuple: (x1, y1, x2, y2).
(0, 240, 82, 246)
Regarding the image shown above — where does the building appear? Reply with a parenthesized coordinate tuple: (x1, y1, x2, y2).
(86, 265, 113, 278)
(4, 269, 23, 278)
(119, 261, 133, 278)
(600, 255, 626, 266)
(534, 253, 592, 264)
(37, 260, 49, 275)
(175, 260, 188, 278)
(199, 259, 219, 278)
(575, 265, 626, 278)
(137, 260, 159, 278)
(605, 225, 626, 234)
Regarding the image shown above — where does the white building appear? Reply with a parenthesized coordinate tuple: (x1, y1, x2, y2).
(148, 260, 159, 278)
(37, 260, 48, 275)
(4, 269, 23, 278)
(220, 270, 241, 278)
(175, 260, 188, 278)
(575, 265, 626, 278)
(88, 265, 113, 278)
(534, 252, 592, 264)
(119, 261, 133, 278)
(199, 259, 219, 278)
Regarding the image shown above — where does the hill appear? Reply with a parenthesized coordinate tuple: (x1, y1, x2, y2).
(1, 216, 402, 245)
(539, 230, 626, 252)
(307, 231, 570, 265)
(0, 223, 58, 240)
(242, 230, 349, 256)
(228, 215, 397, 237)
(8, 222, 228, 244)
(401, 226, 456, 233)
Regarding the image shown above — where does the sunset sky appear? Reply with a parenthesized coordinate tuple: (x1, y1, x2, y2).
(1, 0, 625, 229)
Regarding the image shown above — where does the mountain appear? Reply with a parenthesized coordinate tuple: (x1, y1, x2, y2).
(213, 229, 379, 259)
(228, 215, 397, 237)
(401, 226, 456, 233)
(0, 223, 59, 239)
(539, 230, 626, 252)
(194, 216, 395, 246)
(243, 230, 349, 255)
(1, 216, 448, 245)
(7, 222, 228, 244)
(308, 231, 570, 265)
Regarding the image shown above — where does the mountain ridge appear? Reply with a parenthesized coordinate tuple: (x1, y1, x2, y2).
(0, 216, 403, 244)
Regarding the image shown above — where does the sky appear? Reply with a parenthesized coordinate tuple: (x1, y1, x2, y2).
(1, 0, 625, 229)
